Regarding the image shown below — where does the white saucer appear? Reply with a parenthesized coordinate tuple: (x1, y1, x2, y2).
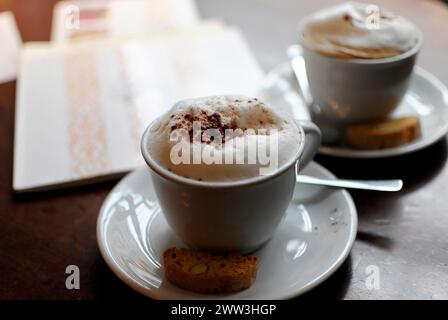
(97, 162, 357, 300)
(260, 63, 448, 158)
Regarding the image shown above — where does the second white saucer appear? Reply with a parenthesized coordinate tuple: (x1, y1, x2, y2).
(260, 64, 448, 158)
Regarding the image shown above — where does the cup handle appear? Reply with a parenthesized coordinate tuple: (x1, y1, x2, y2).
(296, 120, 321, 169)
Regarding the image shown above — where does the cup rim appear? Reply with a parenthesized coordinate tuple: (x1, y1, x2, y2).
(296, 13, 424, 65)
(141, 117, 306, 189)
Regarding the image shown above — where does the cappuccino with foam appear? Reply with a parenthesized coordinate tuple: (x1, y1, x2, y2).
(145, 96, 302, 181)
(301, 2, 420, 59)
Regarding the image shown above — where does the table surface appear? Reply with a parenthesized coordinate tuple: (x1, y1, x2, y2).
(1, 0, 448, 300)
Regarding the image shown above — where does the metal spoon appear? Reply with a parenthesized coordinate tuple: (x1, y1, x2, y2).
(287, 44, 313, 107)
(297, 175, 403, 192)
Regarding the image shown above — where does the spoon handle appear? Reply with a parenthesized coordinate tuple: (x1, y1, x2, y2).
(287, 45, 313, 107)
(297, 175, 403, 192)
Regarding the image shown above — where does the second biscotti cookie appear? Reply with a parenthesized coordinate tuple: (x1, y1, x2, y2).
(346, 116, 421, 149)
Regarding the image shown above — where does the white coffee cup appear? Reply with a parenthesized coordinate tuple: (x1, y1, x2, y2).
(297, 18, 423, 143)
(141, 119, 320, 253)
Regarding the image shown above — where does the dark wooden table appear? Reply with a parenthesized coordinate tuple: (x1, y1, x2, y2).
(1, 0, 447, 299)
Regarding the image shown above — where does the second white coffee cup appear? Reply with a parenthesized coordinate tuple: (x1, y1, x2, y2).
(296, 12, 423, 143)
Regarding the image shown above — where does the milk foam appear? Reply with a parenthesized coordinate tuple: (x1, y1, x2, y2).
(147, 96, 302, 181)
(302, 2, 420, 59)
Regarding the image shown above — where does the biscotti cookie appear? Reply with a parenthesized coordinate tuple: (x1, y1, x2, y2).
(346, 116, 421, 149)
(163, 247, 259, 294)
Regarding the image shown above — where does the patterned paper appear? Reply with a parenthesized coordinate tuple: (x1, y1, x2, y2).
(51, 0, 200, 42)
